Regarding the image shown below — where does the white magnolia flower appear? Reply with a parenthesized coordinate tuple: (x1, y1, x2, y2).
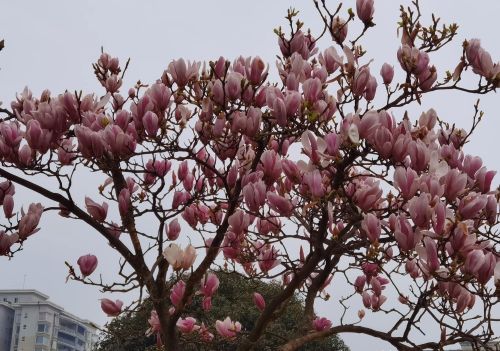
(162, 243, 197, 270)
(163, 243, 183, 269)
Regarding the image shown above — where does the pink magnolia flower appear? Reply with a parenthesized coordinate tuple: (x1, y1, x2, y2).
(476, 252, 496, 285)
(301, 130, 328, 165)
(475, 167, 496, 193)
(148, 83, 172, 111)
(245, 107, 262, 137)
(352, 67, 371, 96)
(371, 294, 388, 311)
(485, 196, 498, 225)
(354, 275, 366, 293)
(118, 188, 130, 217)
(177, 317, 199, 334)
(146, 310, 161, 336)
(356, 0, 374, 24)
(100, 298, 123, 317)
(168, 59, 199, 87)
(362, 291, 371, 308)
(17, 144, 32, 166)
(353, 178, 382, 211)
(418, 66, 437, 91)
(394, 167, 419, 200)
(442, 169, 467, 201)
(170, 280, 185, 307)
(256, 217, 281, 236)
(3, 194, 14, 218)
(225, 72, 243, 101)
(267, 192, 293, 216)
(324, 133, 340, 156)
(215, 317, 241, 339)
(302, 170, 325, 198)
(166, 219, 181, 240)
(143, 111, 159, 137)
(282, 160, 302, 184)
(177, 160, 189, 181)
(243, 180, 266, 212)
(26, 120, 50, 153)
(0, 181, 15, 205)
(380, 63, 394, 84)
(228, 209, 251, 234)
(77, 254, 98, 277)
(370, 276, 383, 296)
(459, 193, 487, 219)
(392, 214, 420, 252)
(464, 249, 486, 275)
(258, 244, 280, 273)
(182, 205, 198, 228)
(465, 39, 496, 78)
(253, 292, 266, 312)
(319, 46, 342, 74)
(408, 193, 432, 228)
(171, 191, 188, 209)
(417, 237, 440, 273)
(358, 110, 380, 140)
(200, 296, 211, 311)
(408, 140, 430, 172)
(85, 197, 108, 222)
(0, 121, 22, 147)
(200, 273, 219, 297)
(361, 213, 381, 243)
(246, 56, 267, 85)
(0, 232, 19, 255)
(405, 259, 420, 279)
(302, 77, 322, 103)
(259, 150, 282, 183)
(18, 203, 43, 239)
(362, 262, 379, 277)
(313, 317, 332, 331)
(364, 75, 378, 101)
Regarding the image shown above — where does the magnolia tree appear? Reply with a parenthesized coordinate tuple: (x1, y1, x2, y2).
(0, 0, 499, 350)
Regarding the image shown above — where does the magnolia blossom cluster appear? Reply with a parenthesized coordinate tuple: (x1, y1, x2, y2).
(0, 0, 499, 349)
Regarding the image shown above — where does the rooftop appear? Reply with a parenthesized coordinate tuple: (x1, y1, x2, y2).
(0, 289, 99, 328)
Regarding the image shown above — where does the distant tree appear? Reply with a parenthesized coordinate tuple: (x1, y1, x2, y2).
(95, 271, 349, 351)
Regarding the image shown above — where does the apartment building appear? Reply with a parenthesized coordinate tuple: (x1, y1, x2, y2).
(0, 290, 99, 351)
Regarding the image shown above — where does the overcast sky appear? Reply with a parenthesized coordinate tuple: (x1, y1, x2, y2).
(0, 1, 499, 350)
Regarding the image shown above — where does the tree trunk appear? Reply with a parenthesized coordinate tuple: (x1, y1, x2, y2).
(153, 298, 179, 351)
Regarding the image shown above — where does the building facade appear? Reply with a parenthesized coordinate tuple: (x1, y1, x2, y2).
(0, 290, 99, 351)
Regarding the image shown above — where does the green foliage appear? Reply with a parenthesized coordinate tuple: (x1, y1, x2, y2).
(95, 272, 349, 351)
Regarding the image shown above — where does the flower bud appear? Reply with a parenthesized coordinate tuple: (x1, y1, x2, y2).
(380, 63, 394, 84)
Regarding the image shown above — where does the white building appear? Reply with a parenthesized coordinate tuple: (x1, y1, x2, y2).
(459, 342, 500, 350)
(0, 290, 99, 351)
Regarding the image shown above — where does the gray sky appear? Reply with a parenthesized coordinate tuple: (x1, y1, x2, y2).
(0, 1, 499, 350)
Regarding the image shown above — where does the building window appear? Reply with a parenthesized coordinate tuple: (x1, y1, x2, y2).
(24, 312, 27, 318)
(77, 325, 85, 335)
(14, 297, 18, 303)
(38, 323, 49, 333)
(22, 324, 26, 330)
(35, 335, 48, 345)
